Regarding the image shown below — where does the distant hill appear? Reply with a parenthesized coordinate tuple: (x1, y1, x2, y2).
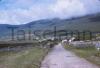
(0, 13, 100, 39)
(21, 13, 100, 32)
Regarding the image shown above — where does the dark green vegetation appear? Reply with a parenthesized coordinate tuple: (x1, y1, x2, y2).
(64, 45, 100, 66)
(0, 41, 37, 48)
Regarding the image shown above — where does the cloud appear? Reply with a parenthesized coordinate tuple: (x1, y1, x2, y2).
(80, 0, 100, 13)
(0, 0, 100, 25)
(49, 0, 87, 18)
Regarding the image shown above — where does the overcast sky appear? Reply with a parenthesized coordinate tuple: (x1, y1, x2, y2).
(0, 0, 100, 25)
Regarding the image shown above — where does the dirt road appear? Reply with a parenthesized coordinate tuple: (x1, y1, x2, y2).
(41, 43, 99, 68)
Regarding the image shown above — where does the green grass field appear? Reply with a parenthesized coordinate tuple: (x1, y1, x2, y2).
(64, 45, 100, 66)
(0, 47, 49, 68)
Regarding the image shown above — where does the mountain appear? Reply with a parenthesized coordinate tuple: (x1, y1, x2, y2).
(0, 13, 100, 39)
(22, 13, 100, 31)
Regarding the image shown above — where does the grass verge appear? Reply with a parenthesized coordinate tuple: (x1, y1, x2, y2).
(0, 47, 49, 68)
(64, 45, 100, 66)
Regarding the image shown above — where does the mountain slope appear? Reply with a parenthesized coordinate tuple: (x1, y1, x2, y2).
(0, 13, 100, 39)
